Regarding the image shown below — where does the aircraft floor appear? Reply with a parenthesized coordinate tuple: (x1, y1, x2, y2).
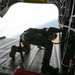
(0, 38, 61, 75)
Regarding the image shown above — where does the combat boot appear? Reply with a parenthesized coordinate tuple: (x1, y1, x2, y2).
(9, 45, 18, 59)
(41, 64, 59, 75)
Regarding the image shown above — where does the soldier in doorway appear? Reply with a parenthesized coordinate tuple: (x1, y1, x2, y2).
(10, 27, 62, 75)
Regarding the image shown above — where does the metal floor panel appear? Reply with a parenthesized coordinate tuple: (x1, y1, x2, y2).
(0, 38, 39, 75)
(29, 50, 44, 73)
(0, 38, 15, 46)
(0, 38, 61, 75)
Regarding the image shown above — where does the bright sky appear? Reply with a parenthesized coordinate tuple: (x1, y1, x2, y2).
(0, 2, 58, 38)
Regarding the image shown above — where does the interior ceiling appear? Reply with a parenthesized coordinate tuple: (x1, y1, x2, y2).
(0, 0, 72, 24)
